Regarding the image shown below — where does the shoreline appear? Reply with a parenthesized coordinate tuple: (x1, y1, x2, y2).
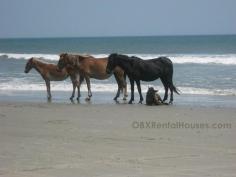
(0, 90, 236, 108)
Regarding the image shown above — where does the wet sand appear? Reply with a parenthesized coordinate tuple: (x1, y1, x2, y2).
(0, 102, 235, 177)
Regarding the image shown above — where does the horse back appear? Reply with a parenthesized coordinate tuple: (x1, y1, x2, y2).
(145, 57, 172, 65)
(130, 57, 173, 81)
(78, 57, 110, 79)
(140, 57, 173, 71)
(46, 64, 69, 80)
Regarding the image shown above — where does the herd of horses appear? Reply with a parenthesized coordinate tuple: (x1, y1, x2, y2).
(24, 53, 179, 104)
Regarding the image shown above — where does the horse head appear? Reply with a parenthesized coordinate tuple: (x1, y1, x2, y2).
(57, 53, 69, 71)
(58, 53, 82, 71)
(24, 57, 34, 73)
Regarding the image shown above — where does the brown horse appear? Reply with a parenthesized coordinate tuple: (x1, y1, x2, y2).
(24, 57, 81, 100)
(57, 53, 128, 101)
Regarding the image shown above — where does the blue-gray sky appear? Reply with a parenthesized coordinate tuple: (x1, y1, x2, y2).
(0, 0, 236, 38)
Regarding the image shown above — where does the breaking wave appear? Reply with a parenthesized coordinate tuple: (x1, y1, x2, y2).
(1, 53, 236, 65)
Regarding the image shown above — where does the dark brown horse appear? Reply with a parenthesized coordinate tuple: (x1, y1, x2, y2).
(57, 53, 127, 101)
(24, 57, 81, 100)
(106, 54, 179, 104)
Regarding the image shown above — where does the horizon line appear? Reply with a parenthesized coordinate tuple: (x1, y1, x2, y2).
(0, 33, 236, 40)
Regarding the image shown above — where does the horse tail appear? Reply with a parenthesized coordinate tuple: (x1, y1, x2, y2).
(163, 57, 180, 95)
(172, 85, 180, 95)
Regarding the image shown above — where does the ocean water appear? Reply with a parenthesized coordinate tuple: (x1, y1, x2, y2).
(0, 35, 236, 105)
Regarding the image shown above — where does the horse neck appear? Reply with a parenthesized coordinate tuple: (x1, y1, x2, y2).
(68, 55, 81, 66)
(32, 60, 47, 74)
(116, 57, 132, 74)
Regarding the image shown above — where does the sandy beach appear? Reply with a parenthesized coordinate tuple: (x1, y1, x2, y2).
(0, 102, 235, 177)
(1, 0, 236, 176)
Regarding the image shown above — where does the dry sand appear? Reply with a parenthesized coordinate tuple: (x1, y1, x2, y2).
(0, 102, 235, 177)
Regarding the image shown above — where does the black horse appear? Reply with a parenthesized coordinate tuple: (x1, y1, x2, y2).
(106, 53, 179, 104)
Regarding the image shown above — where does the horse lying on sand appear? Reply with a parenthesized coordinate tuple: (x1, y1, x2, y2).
(57, 53, 128, 101)
(146, 87, 168, 106)
(24, 57, 81, 100)
(106, 53, 179, 104)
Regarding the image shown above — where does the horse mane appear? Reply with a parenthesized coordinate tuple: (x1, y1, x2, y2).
(116, 54, 139, 67)
(67, 53, 93, 61)
(31, 57, 51, 65)
(77, 54, 93, 61)
(108, 53, 130, 62)
(116, 54, 130, 60)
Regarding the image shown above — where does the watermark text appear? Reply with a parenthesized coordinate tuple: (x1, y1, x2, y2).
(132, 121, 232, 130)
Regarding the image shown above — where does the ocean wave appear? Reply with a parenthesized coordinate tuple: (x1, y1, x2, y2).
(1, 53, 236, 65)
(0, 53, 59, 61)
(0, 82, 235, 96)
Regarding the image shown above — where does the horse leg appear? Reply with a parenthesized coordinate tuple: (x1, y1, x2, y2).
(113, 73, 121, 101)
(136, 80, 143, 104)
(70, 76, 76, 100)
(76, 76, 84, 100)
(45, 79, 51, 100)
(160, 77, 169, 102)
(114, 87, 121, 101)
(123, 83, 128, 100)
(85, 76, 92, 101)
(123, 74, 128, 100)
(167, 77, 174, 104)
(128, 78, 135, 104)
(71, 82, 76, 100)
(168, 84, 174, 105)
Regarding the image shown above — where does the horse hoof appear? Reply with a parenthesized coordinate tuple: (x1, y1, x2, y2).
(85, 97, 90, 101)
(76, 97, 80, 101)
(115, 100, 120, 104)
(139, 101, 143, 104)
(169, 101, 173, 105)
(70, 97, 74, 100)
(123, 97, 127, 101)
(128, 100, 133, 104)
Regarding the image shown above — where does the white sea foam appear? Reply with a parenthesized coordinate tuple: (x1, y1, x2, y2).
(0, 82, 235, 96)
(0, 53, 59, 60)
(127, 54, 236, 65)
(1, 53, 236, 65)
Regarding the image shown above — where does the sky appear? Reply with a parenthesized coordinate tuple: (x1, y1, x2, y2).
(0, 0, 236, 38)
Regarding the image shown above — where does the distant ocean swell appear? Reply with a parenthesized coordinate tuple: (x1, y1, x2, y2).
(1, 53, 236, 65)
